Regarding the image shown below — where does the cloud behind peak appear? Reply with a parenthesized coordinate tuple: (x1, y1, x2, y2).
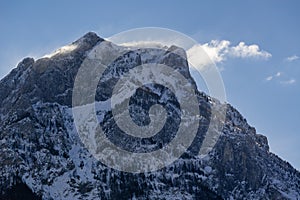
(187, 40, 271, 70)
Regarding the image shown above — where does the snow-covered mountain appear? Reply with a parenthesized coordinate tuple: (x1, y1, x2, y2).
(0, 32, 299, 200)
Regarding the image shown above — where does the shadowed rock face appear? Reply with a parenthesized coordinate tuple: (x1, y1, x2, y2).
(0, 177, 41, 200)
(0, 32, 299, 199)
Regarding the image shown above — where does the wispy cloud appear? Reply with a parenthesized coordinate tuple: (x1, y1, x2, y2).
(119, 41, 166, 49)
(265, 72, 281, 81)
(265, 72, 296, 85)
(265, 76, 273, 81)
(280, 79, 296, 85)
(286, 55, 299, 62)
(187, 40, 271, 70)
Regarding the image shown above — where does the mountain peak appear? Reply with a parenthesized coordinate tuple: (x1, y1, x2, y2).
(41, 32, 103, 60)
(0, 32, 299, 199)
(74, 31, 104, 45)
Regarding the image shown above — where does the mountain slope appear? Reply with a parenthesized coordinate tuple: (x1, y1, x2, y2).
(0, 32, 299, 199)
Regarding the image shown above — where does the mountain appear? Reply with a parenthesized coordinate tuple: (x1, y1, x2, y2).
(0, 32, 299, 200)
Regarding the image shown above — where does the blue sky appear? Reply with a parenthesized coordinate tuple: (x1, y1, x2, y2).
(1, 1, 299, 169)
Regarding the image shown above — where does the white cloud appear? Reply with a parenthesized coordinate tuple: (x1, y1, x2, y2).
(200, 40, 230, 63)
(265, 76, 273, 81)
(275, 72, 281, 77)
(187, 41, 228, 70)
(265, 72, 296, 85)
(187, 40, 271, 70)
(286, 55, 299, 62)
(280, 79, 296, 85)
(230, 42, 272, 59)
(265, 72, 281, 82)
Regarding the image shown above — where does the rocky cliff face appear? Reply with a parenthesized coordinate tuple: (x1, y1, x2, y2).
(0, 32, 299, 200)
